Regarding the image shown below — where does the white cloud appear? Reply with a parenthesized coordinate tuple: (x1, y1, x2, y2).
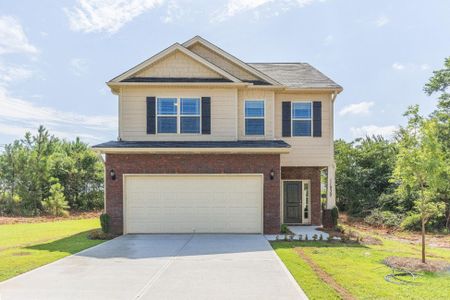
(350, 125, 397, 139)
(323, 34, 334, 46)
(0, 62, 33, 84)
(375, 15, 389, 27)
(392, 62, 431, 72)
(0, 87, 116, 143)
(70, 58, 89, 76)
(0, 16, 38, 55)
(211, 0, 316, 22)
(65, 0, 165, 33)
(392, 62, 405, 70)
(420, 64, 430, 70)
(161, 0, 183, 23)
(339, 101, 374, 116)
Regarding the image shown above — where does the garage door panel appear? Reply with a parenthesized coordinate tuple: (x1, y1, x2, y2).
(124, 175, 262, 234)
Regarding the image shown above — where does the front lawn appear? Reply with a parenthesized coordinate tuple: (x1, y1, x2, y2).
(0, 218, 106, 282)
(273, 238, 450, 300)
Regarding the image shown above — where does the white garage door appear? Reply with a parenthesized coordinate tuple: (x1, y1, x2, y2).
(124, 174, 263, 234)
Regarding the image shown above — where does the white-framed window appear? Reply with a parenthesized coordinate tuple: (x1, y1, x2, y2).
(156, 97, 201, 134)
(244, 100, 265, 135)
(180, 98, 201, 134)
(292, 101, 312, 137)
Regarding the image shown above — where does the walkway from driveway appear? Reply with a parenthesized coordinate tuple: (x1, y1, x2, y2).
(0, 234, 307, 300)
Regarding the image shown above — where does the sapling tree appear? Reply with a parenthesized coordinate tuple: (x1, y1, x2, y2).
(393, 107, 447, 263)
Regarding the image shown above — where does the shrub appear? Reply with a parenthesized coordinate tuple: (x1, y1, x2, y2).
(88, 229, 116, 240)
(0, 192, 22, 215)
(41, 183, 69, 217)
(364, 209, 403, 228)
(280, 223, 289, 234)
(100, 213, 111, 233)
(331, 206, 339, 226)
(400, 213, 445, 231)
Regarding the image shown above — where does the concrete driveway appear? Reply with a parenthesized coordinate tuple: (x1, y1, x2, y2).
(0, 234, 307, 300)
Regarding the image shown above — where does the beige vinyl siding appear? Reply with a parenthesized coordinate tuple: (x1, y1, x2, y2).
(119, 86, 237, 141)
(275, 93, 333, 167)
(134, 50, 223, 79)
(238, 89, 275, 140)
(188, 43, 259, 81)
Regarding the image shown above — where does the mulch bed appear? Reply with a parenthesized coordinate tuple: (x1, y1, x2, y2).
(0, 211, 101, 225)
(295, 247, 356, 300)
(384, 256, 450, 273)
(87, 229, 118, 240)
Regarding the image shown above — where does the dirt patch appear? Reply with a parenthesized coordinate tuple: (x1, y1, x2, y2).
(295, 247, 356, 300)
(384, 256, 450, 273)
(340, 214, 450, 249)
(0, 211, 101, 225)
(11, 251, 31, 256)
(360, 235, 383, 245)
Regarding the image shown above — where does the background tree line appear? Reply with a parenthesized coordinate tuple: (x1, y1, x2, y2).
(0, 126, 103, 216)
(335, 57, 450, 233)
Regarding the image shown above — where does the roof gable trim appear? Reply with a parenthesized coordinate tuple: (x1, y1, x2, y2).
(183, 36, 281, 86)
(110, 43, 242, 83)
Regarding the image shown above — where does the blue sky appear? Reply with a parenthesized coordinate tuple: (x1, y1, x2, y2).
(0, 0, 449, 145)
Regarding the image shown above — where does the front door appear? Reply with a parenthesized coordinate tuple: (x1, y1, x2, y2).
(283, 181, 302, 223)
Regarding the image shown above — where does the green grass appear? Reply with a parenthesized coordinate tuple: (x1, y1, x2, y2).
(0, 218, 106, 282)
(273, 238, 450, 300)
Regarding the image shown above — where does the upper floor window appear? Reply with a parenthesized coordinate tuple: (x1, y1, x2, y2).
(292, 102, 312, 136)
(156, 97, 201, 134)
(245, 100, 265, 135)
(180, 98, 200, 133)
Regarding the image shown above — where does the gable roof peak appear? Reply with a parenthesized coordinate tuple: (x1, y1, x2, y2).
(109, 42, 241, 83)
(183, 36, 281, 86)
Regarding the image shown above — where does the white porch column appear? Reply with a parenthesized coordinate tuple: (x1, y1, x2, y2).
(327, 163, 336, 209)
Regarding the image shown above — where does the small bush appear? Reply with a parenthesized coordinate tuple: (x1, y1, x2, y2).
(88, 229, 116, 240)
(42, 183, 69, 217)
(280, 223, 289, 234)
(364, 209, 402, 228)
(100, 213, 111, 233)
(401, 212, 447, 232)
(331, 206, 339, 226)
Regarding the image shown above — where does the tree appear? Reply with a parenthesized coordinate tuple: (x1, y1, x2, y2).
(0, 126, 104, 216)
(393, 106, 447, 263)
(335, 137, 397, 216)
(424, 57, 450, 231)
(42, 181, 69, 217)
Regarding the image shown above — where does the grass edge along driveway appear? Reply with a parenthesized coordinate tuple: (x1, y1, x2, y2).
(272, 238, 450, 300)
(0, 218, 105, 282)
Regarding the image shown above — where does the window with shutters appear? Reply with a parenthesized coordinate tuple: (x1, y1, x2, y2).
(292, 101, 312, 137)
(156, 97, 201, 134)
(244, 100, 265, 135)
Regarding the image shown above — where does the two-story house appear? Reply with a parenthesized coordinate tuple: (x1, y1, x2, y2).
(93, 36, 342, 235)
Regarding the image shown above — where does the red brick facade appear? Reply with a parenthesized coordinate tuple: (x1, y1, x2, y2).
(104, 153, 281, 234)
(281, 167, 322, 226)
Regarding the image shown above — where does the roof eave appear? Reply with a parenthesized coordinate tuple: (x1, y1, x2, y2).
(92, 147, 290, 154)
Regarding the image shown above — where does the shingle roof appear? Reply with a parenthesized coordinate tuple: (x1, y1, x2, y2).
(248, 63, 342, 89)
(93, 140, 290, 149)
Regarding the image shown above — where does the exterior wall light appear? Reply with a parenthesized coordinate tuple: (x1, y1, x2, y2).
(110, 169, 116, 180)
(270, 169, 275, 180)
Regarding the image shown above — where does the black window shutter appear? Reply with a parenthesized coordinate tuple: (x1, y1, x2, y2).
(146, 96, 156, 134)
(313, 101, 322, 137)
(201, 97, 211, 134)
(282, 101, 291, 137)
